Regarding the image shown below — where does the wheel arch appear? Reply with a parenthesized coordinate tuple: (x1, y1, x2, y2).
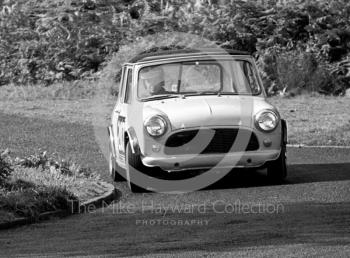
(107, 125, 117, 157)
(126, 127, 140, 155)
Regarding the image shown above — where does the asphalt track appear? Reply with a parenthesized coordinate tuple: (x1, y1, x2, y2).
(1, 147, 350, 257)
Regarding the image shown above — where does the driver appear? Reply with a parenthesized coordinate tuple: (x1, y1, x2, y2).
(140, 66, 170, 96)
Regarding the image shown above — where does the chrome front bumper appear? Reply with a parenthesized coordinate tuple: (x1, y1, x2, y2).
(141, 150, 281, 172)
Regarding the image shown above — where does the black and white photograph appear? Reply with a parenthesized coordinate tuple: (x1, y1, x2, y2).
(1, 0, 350, 257)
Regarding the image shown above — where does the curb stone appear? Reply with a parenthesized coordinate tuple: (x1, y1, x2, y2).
(287, 144, 350, 149)
(0, 181, 116, 230)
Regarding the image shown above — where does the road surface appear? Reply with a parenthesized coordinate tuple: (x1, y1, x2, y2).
(1, 147, 350, 257)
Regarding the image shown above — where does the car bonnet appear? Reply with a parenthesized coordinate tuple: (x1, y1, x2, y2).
(142, 96, 258, 130)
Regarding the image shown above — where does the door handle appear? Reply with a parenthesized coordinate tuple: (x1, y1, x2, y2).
(115, 110, 121, 114)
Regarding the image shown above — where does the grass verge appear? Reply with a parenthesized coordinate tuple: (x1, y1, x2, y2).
(269, 94, 350, 146)
(0, 81, 99, 101)
(0, 151, 107, 224)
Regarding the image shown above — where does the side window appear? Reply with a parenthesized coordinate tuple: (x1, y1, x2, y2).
(243, 62, 260, 95)
(119, 67, 126, 103)
(124, 69, 132, 103)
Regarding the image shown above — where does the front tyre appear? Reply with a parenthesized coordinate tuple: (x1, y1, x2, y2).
(109, 145, 126, 182)
(126, 142, 148, 193)
(267, 143, 287, 183)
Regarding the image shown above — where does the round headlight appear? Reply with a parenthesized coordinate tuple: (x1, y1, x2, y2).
(255, 110, 279, 132)
(144, 115, 167, 137)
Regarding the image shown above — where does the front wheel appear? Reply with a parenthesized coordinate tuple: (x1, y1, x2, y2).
(126, 142, 148, 193)
(267, 144, 287, 183)
(109, 145, 126, 182)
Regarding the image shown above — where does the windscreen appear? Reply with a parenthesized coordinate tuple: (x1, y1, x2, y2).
(138, 60, 261, 99)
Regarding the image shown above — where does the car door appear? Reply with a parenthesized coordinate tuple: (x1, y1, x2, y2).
(114, 66, 133, 167)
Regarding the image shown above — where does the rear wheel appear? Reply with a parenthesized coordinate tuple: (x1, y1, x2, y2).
(126, 142, 148, 193)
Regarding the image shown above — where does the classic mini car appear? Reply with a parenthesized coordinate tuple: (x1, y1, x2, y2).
(108, 49, 287, 192)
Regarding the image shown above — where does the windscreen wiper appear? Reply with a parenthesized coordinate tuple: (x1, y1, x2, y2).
(141, 94, 180, 101)
(183, 91, 219, 97)
(183, 91, 240, 97)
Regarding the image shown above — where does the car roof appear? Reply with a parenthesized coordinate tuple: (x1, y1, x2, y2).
(128, 48, 250, 63)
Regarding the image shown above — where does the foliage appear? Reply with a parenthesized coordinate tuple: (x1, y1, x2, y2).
(104, 0, 350, 96)
(13, 151, 96, 178)
(0, 185, 76, 218)
(0, 0, 121, 85)
(1, 0, 350, 95)
(0, 149, 13, 185)
(0, 149, 102, 220)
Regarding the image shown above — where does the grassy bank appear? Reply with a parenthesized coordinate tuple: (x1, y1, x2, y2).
(270, 94, 350, 146)
(0, 151, 108, 224)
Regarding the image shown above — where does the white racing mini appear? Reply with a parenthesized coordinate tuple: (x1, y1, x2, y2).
(107, 49, 287, 192)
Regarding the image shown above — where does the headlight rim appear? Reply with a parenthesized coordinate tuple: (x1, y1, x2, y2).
(254, 109, 280, 132)
(144, 115, 168, 137)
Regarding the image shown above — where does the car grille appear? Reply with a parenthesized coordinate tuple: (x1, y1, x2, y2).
(164, 128, 259, 155)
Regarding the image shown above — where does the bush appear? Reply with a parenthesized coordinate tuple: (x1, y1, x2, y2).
(0, 0, 122, 85)
(0, 150, 102, 220)
(0, 149, 13, 185)
(0, 186, 76, 218)
(259, 48, 322, 95)
(14, 151, 96, 178)
(1, 0, 350, 96)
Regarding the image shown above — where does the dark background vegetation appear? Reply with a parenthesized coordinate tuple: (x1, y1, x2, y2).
(1, 0, 350, 95)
